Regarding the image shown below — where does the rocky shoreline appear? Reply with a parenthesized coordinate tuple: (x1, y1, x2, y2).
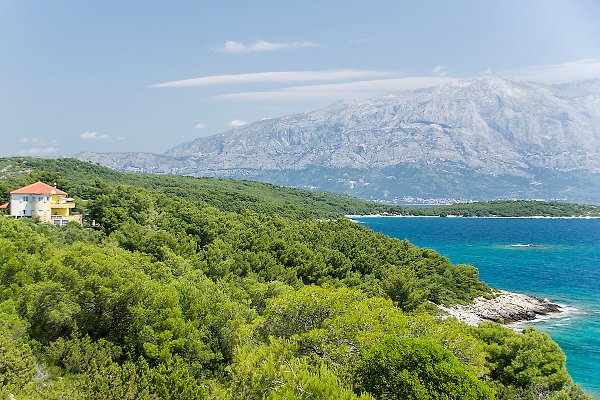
(439, 290, 565, 326)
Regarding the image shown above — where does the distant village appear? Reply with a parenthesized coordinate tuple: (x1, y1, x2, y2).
(0, 181, 82, 226)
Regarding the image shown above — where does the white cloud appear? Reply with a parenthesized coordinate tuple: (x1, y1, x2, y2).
(117, 136, 126, 141)
(195, 123, 206, 129)
(482, 67, 492, 75)
(215, 39, 317, 54)
(80, 131, 111, 141)
(18, 147, 58, 156)
(433, 65, 450, 76)
(508, 58, 600, 83)
(228, 119, 248, 128)
(17, 137, 59, 156)
(150, 69, 391, 88)
(213, 77, 458, 102)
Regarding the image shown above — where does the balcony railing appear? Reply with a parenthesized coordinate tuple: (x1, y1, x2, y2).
(51, 214, 82, 225)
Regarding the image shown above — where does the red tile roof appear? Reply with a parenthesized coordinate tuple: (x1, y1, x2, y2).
(10, 181, 67, 195)
(0, 202, 8, 209)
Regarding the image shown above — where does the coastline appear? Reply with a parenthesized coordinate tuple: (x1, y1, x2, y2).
(355, 215, 599, 395)
(438, 290, 571, 327)
(350, 215, 588, 327)
(346, 214, 600, 219)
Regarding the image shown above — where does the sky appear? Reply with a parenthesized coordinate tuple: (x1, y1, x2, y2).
(1, 0, 600, 157)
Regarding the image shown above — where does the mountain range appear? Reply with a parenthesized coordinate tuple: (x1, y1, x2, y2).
(76, 77, 600, 203)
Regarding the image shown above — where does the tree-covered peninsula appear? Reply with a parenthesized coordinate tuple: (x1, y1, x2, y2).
(0, 157, 593, 399)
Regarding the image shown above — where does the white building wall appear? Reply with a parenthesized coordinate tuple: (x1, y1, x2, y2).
(10, 194, 51, 219)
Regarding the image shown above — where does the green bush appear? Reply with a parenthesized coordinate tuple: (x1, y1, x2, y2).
(354, 336, 494, 400)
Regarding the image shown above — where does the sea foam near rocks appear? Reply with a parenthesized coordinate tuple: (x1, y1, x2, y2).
(439, 290, 570, 326)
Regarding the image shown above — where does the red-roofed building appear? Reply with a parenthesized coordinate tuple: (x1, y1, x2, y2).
(10, 181, 67, 195)
(7, 181, 81, 225)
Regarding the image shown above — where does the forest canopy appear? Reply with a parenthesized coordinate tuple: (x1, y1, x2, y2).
(0, 158, 593, 399)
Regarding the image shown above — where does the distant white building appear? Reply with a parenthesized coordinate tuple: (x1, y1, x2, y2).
(2, 181, 82, 225)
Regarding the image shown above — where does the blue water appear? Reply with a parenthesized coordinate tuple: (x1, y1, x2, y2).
(356, 217, 600, 396)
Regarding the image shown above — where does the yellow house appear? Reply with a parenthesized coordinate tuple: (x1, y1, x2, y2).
(7, 181, 82, 225)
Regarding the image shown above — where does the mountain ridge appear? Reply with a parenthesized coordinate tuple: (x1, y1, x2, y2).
(76, 76, 600, 203)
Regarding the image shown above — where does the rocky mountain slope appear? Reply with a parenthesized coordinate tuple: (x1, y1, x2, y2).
(77, 77, 600, 203)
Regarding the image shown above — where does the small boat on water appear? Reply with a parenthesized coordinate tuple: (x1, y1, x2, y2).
(510, 244, 534, 248)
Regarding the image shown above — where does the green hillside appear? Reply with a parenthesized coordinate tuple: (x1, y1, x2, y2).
(0, 157, 593, 399)
(0, 157, 399, 218)
(2, 157, 599, 219)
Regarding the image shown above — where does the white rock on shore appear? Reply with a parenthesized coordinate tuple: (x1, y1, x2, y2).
(439, 290, 564, 326)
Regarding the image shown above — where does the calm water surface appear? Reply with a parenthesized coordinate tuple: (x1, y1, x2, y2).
(356, 217, 600, 396)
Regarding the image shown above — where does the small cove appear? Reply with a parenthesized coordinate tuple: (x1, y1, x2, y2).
(356, 216, 600, 396)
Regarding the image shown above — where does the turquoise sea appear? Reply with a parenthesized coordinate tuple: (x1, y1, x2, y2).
(355, 217, 600, 397)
